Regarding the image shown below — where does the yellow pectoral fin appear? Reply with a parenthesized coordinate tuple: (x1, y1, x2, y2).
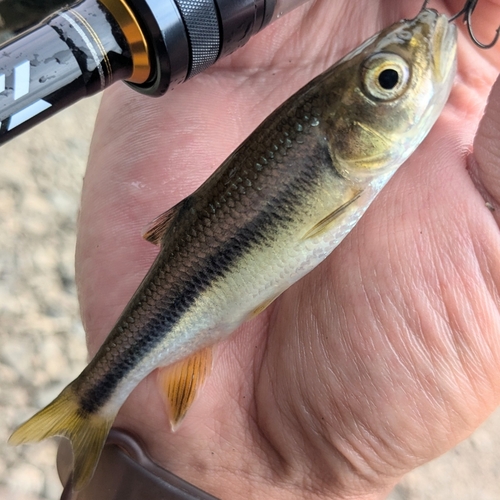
(247, 295, 279, 320)
(157, 347, 213, 431)
(302, 190, 363, 240)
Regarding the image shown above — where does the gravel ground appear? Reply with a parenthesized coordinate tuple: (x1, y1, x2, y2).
(0, 96, 98, 500)
(0, 90, 500, 500)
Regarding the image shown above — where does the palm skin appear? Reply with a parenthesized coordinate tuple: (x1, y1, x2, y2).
(75, 1, 500, 498)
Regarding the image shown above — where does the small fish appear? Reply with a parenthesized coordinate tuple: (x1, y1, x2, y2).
(9, 8, 457, 490)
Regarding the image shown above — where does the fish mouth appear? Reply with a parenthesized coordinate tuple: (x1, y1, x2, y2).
(429, 12, 457, 82)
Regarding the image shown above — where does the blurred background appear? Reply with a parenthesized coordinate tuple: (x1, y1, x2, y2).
(0, 1, 499, 499)
(0, 0, 67, 42)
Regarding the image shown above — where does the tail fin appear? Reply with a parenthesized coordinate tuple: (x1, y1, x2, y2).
(8, 386, 114, 490)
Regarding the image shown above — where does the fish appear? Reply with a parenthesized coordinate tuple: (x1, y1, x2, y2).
(9, 8, 457, 491)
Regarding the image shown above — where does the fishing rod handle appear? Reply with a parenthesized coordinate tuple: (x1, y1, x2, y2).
(0, 0, 310, 145)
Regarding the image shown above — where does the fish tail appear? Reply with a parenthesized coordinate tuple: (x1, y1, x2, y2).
(8, 386, 113, 490)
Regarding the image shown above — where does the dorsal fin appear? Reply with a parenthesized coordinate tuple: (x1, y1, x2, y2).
(302, 190, 363, 240)
(157, 347, 213, 431)
(142, 202, 183, 245)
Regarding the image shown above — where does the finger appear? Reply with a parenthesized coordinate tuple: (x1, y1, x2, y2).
(471, 75, 500, 223)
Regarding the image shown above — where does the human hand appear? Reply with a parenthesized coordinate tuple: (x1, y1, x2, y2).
(75, 1, 500, 498)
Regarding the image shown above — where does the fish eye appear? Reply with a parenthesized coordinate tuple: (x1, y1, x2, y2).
(362, 53, 410, 101)
(378, 68, 399, 89)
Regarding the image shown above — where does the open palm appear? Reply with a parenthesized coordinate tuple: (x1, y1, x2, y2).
(76, 1, 500, 498)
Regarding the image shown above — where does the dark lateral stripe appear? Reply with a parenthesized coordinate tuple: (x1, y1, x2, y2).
(80, 153, 330, 414)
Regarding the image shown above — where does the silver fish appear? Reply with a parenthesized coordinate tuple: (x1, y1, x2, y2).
(9, 8, 457, 490)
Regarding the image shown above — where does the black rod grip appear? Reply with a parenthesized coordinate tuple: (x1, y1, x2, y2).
(0, 0, 132, 144)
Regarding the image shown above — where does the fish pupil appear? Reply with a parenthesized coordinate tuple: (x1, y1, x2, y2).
(378, 68, 399, 90)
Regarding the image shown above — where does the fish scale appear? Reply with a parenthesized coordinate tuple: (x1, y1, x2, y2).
(9, 8, 457, 491)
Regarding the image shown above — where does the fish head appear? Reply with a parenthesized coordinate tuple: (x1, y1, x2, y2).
(324, 9, 457, 183)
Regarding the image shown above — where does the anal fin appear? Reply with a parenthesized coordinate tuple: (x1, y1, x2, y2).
(157, 347, 213, 431)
